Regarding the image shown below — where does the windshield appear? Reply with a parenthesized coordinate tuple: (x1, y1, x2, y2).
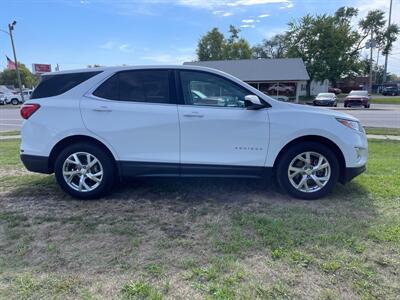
(349, 90, 368, 96)
(317, 93, 334, 98)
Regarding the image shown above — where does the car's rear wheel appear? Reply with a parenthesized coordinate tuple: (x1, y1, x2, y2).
(11, 98, 19, 105)
(54, 143, 115, 199)
(276, 142, 339, 200)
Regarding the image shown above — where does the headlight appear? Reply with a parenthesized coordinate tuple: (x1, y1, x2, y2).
(336, 118, 364, 133)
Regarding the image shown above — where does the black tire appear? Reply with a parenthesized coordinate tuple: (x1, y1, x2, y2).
(54, 143, 115, 199)
(276, 142, 339, 200)
(11, 98, 19, 105)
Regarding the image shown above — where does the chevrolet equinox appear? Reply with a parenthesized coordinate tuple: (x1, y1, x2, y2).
(20, 66, 368, 199)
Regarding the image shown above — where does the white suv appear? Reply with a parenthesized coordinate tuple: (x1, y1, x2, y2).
(20, 66, 368, 200)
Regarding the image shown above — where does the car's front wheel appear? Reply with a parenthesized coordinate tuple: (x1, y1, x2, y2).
(54, 143, 115, 199)
(11, 98, 19, 105)
(277, 142, 339, 200)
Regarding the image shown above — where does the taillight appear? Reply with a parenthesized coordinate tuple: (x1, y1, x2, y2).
(20, 104, 40, 119)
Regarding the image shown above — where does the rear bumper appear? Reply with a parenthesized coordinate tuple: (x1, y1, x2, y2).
(20, 154, 52, 174)
(341, 165, 366, 183)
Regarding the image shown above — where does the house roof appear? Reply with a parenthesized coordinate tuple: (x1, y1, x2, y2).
(184, 58, 310, 82)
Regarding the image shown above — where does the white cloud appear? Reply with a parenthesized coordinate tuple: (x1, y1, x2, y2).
(119, 44, 131, 52)
(213, 10, 232, 17)
(177, 0, 289, 9)
(242, 19, 255, 23)
(240, 24, 256, 28)
(228, 0, 289, 7)
(279, 2, 293, 9)
(258, 14, 270, 18)
(100, 41, 133, 53)
(140, 54, 195, 64)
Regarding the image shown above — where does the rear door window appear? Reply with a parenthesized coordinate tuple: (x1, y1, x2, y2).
(93, 70, 170, 104)
(31, 71, 101, 99)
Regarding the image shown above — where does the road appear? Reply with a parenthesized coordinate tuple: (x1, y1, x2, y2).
(0, 103, 399, 132)
(0, 107, 22, 132)
(332, 103, 400, 128)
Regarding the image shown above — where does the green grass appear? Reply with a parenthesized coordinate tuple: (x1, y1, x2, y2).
(365, 127, 400, 136)
(0, 138, 399, 299)
(371, 97, 400, 104)
(0, 130, 20, 137)
(0, 139, 21, 166)
(121, 281, 162, 300)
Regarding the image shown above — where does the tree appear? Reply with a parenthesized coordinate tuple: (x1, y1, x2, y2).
(0, 63, 38, 88)
(252, 34, 287, 59)
(196, 28, 226, 61)
(196, 26, 251, 61)
(224, 26, 252, 59)
(284, 7, 371, 95)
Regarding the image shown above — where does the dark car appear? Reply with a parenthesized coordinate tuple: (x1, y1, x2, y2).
(313, 92, 337, 107)
(382, 86, 399, 96)
(344, 90, 370, 108)
(328, 87, 342, 95)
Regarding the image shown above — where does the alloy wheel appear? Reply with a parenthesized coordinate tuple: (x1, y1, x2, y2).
(62, 152, 103, 192)
(288, 151, 331, 193)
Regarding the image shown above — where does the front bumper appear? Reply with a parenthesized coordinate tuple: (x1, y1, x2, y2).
(20, 154, 52, 174)
(314, 100, 335, 106)
(341, 165, 366, 183)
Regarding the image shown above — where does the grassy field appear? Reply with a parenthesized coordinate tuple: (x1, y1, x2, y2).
(0, 131, 20, 137)
(0, 139, 399, 299)
(365, 127, 400, 136)
(370, 97, 400, 104)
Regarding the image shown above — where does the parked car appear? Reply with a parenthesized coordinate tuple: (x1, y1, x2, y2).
(382, 86, 399, 96)
(313, 93, 337, 107)
(20, 66, 367, 200)
(344, 90, 370, 108)
(22, 89, 33, 100)
(267, 83, 295, 95)
(0, 93, 6, 105)
(328, 87, 342, 95)
(4, 92, 23, 105)
(270, 95, 289, 102)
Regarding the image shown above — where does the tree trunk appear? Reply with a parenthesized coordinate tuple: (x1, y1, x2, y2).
(306, 80, 311, 97)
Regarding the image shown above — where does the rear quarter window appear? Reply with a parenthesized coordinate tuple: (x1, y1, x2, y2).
(31, 71, 102, 99)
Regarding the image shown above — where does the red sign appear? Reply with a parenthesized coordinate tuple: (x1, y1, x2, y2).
(32, 63, 51, 74)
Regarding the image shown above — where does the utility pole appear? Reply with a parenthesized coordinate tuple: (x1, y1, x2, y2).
(8, 21, 24, 101)
(368, 31, 374, 94)
(383, 0, 393, 83)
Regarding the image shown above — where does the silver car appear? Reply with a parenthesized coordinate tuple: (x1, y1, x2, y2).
(313, 93, 337, 107)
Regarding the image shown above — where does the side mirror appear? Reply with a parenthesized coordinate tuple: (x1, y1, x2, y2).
(244, 95, 265, 109)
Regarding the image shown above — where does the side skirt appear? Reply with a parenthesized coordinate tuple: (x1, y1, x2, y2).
(119, 161, 273, 179)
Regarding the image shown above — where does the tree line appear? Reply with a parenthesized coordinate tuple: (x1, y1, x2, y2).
(196, 7, 399, 95)
(0, 63, 38, 89)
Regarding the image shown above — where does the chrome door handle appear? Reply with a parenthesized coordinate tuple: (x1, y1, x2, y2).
(183, 114, 204, 118)
(93, 106, 112, 112)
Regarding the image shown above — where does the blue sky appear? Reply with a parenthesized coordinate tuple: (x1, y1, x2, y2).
(1, 0, 399, 74)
